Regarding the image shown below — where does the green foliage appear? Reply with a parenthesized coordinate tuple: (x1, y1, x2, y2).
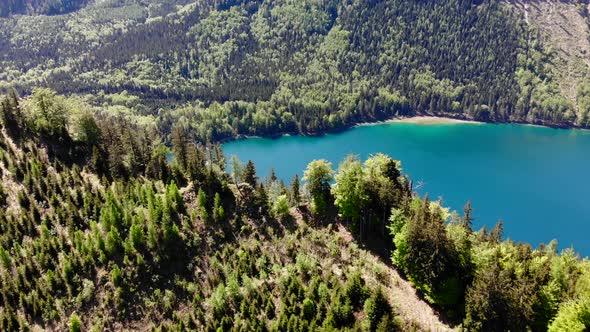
(464, 253, 530, 331)
(0, 92, 587, 332)
(333, 153, 408, 238)
(290, 174, 300, 206)
(213, 192, 225, 223)
(272, 194, 290, 219)
(69, 106, 101, 146)
(25, 88, 69, 138)
(106, 224, 122, 253)
(344, 271, 367, 309)
(549, 297, 590, 331)
(303, 159, 334, 215)
(514, 26, 574, 124)
(1, 0, 580, 150)
(0, 0, 91, 16)
(295, 253, 317, 278)
(171, 126, 189, 170)
(0, 245, 11, 269)
(229, 155, 244, 184)
(577, 79, 590, 126)
(197, 188, 208, 222)
(68, 312, 82, 332)
(391, 196, 464, 309)
(111, 264, 122, 287)
(333, 155, 365, 221)
(302, 298, 315, 320)
(243, 160, 257, 187)
(364, 287, 391, 332)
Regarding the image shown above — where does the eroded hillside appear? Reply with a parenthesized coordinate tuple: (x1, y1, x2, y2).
(508, 0, 590, 105)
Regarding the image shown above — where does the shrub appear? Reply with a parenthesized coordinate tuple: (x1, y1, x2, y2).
(272, 194, 290, 219)
(69, 312, 82, 332)
(364, 287, 391, 332)
(302, 298, 316, 320)
(549, 297, 590, 332)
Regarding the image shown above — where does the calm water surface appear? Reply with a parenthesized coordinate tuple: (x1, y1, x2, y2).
(223, 122, 590, 256)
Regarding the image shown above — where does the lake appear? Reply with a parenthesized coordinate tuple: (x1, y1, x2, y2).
(222, 121, 590, 257)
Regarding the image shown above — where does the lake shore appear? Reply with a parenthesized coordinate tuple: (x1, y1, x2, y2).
(388, 115, 482, 125)
(222, 114, 583, 144)
(353, 115, 483, 128)
(223, 119, 590, 257)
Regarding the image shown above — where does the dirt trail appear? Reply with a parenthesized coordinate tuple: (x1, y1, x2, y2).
(363, 254, 456, 331)
(509, 0, 590, 102)
(332, 219, 455, 331)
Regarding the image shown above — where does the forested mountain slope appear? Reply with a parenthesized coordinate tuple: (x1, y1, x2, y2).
(2, 0, 590, 144)
(3, 1, 590, 331)
(1, 89, 590, 331)
(0, 0, 92, 17)
(0, 89, 448, 331)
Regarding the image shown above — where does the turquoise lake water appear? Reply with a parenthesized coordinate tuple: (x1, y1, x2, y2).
(222, 122, 590, 257)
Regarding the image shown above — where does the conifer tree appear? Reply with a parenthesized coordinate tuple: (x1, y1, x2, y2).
(462, 200, 474, 231)
(213, 193, 225, 223)
(243, 160, 257, 187)
(197, 188, 208, 222)
(255, 184, 269, 217)
(171, 126, 189, 170)
(268, 168, 277, 184)
(68, 312, 82, 332)
(489, 220, 504, 244)
(290, 174, 300, 206)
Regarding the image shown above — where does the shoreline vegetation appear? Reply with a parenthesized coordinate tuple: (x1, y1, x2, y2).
(224, 114, 584, 145)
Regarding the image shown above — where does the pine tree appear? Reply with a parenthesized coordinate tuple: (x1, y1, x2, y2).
(462, 200, 474, 231)
(171, 126, 189, 170)
(268, 168, 277, 184)
(364, 287, 391, 332)
(0, 91, 24, 137)
(108, 142, 126, 179)
(489, 220, 504, 244)
(243, 160, 257, 187)
(401, 195, 463, 306)
(68, 312, 82, 332)
(0, 245, 11, 269)
(185, 144, 205, 181)
(255, 184, 269, 217)
(197, 188, 208, 222)
(291, 174, 300, 206)
(213, 193, 225, 223)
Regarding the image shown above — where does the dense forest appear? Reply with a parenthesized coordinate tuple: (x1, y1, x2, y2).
(0, 89, 589, 330)
(0, 0, 92, 17)
(1, 0, 589, 144)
